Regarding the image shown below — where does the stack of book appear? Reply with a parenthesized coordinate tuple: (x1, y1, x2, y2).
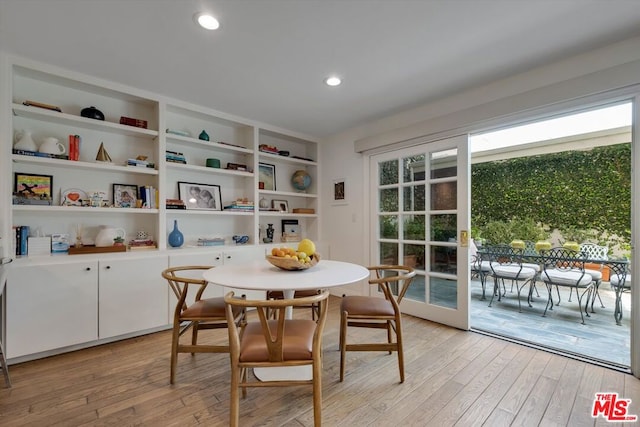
(13, 148, 69, 160)
(139, 185, 158, 208)
(128, 239, 157, 250)
(126, 158, 155, 168)
(166, 150, 186, 164)
(166, 199, 186, 210)
(197, 238, 225, 246)
(13, 225, 29, 255)
(224, 199, 254, 212)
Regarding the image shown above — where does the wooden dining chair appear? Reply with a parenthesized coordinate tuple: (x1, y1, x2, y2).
(161, 266, 246, 384)
(224, 290, 330, 427)
(339, 265, 416, 383)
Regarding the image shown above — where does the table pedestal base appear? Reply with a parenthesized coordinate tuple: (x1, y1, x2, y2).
(254, 365, 312, 381)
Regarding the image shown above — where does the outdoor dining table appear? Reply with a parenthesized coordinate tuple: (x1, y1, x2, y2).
(476, 246, 629, 324)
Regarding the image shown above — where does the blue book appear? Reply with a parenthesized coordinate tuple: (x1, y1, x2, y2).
(20, 225, 29, 256)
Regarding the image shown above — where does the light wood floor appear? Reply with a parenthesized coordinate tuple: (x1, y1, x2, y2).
(2, 295, 640, 426)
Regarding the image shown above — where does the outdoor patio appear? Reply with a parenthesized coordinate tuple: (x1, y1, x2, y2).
(469, 277, 631, 369)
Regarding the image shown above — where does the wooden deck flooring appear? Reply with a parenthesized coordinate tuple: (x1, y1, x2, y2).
(1, 295, 639, 426)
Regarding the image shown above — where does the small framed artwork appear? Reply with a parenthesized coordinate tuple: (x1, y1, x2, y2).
(281, 219, 300, 242)
(332, 177, 348, 205)
(178, 181, 222, 211)
(113, 183, 138, 208)
(272, 199, 288, 212)
(258, 162, 276, 191)
(14, 172, 53, 200)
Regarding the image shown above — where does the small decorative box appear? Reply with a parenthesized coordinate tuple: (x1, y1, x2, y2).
(120, 116, 148, 129)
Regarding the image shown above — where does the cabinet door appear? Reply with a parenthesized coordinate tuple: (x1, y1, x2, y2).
(98, 256, 169, 339)
(6, 261, 98, 358)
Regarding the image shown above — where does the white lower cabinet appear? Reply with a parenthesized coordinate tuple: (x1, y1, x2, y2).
(7, 261, 99, 359)
(98, 256, 169, 339)
(6, 255, 170, 360)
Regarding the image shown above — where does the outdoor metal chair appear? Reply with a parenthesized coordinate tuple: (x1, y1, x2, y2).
(579, 243, 609, 310)
(609, 263, 631, 326)
(483, 245, 538, 312)
(540, 247, 593, 324)
(470, 239, 491, 300)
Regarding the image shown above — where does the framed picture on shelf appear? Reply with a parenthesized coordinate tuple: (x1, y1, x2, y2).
(112, 183, 138, 208)
(258, 162, 276, 191)
(14, 172, 53, 200)
(178, 181, 222, 211)
(281, 219, 300, 242)
(272, 199, 288, 212)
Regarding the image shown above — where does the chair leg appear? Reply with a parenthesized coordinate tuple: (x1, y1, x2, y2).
(386, 320, 393, 354)
(488, 277, 500, 307)
(170, 322, 181, 384)
(312, 356, 323, 427)
(395, 318, 405, 383)
(191, 321, 199, 354)
(229, 363, 240, 427)
(542, 283, 553, 317)
(590, 280, 605, 312)
(339, 310, 347, 382)
(240, 367, 248, 399)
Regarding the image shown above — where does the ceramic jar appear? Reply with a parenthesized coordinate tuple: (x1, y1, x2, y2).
(14, 130, 38, 151)
(39, 137, 66, 155)
(168, 220, 184, 247)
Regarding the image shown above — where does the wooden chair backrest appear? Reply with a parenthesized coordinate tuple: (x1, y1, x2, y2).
(368, 265, 416, 306)
(162, 265, 213, 315)
(224, 290, 329, 363)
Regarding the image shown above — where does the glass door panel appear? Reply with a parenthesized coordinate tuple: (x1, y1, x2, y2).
(370, 135, 470, 330)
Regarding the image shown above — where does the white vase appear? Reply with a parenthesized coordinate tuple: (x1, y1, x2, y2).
(14, 130, 38, 151)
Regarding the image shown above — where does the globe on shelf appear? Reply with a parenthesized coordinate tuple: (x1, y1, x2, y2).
(291, 170, 312, 192)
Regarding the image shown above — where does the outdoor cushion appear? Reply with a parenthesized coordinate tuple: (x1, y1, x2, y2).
(584, 268, 603, 281)
(610, 274, 631, 289)
(541, 270, 592, 287)
(492, 265, 537, 280)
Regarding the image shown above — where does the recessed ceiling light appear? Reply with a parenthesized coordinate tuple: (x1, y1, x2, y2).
(195, 12, 220, 30)
(325, 76, 342, 87)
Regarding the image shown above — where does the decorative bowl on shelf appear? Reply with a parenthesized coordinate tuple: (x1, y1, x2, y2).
(81, 106, 105, 121)
(266, 253, 320, 271)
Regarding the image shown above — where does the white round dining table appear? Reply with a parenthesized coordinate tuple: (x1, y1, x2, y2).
(202, 259, 369, 381)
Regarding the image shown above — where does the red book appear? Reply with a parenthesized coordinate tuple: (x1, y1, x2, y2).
(74, 135, 80, 160)
(68, 135, 74, 160)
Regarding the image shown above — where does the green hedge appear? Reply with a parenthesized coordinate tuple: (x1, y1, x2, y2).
(471, 144, 630, 242)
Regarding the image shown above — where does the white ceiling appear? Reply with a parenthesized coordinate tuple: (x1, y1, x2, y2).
(2, 0, 640, 139)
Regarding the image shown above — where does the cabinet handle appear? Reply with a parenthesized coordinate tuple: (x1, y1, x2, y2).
(85, 267, 91, 271)
(226, 255, 232, 260)
(105, 265, 111, 269)
(215, 256, 221, 261)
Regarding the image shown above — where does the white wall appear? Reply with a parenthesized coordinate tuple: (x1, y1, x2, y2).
(321, 35, 640, 296)
(319, 133, 367, 296)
